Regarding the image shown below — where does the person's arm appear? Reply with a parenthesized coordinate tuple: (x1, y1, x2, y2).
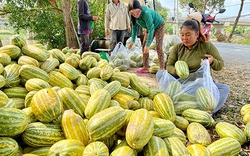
(78, 0, 93, 21)
(131, 24, 138, 42)
(125, 7, 131, 32)
(166, 45, 179, 76)
(207, 42, 224, 71)
(104, 6, 110, 34)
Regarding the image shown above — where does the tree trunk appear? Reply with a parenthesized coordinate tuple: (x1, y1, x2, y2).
(61, 0, 78, 48)
(228, 0, 244, 42)
(0, 39, 2, 47)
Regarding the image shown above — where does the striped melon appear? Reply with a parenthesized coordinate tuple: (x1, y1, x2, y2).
(153, 93, 176, 122)
(0, 107, 28, 137)
(19, 65, 50, 82)
(79, 55, 97, 71)
(187, 122, 211, 146)
(48, 71, 74, 88)
(22, 44, 50, 62)
(100, 64, 114, 81)
(2, 63, 21, 87)
(182, 109, 215, 128)
(175, 60, 189, 79)
(215, 121, 247, 145)
(0, 90, 9, 107)
(24, 91, 37, 107)
(11, 34, 27, 48)
(207, 137, 241, 156)
(89, 80, 104, 95)
(138, 97, 154, 111)
(0, 45, 21, 60)
(17, 55, 39, 67)
(61, 109, 89, 146)
(126, 108, 154, 149)
(86, 66, 102, 79)
(172, 127, 187, 145)
(0, 137, 19, 156)
(3, 86, 28, 99)
(164, 81, 182, 100)
(75, 74, 88, 86)
(59, 62, 80, 80)
(103, 80, 121, 97)
(83, 141, 109, 156)
(186, 144, 211, 156)
(22, 122, 65, 147)
(64, 55, 80, 68)
(119, 86, 140, 100)
(49, 49, 66, 63)
(110, 72, 130, 87)
(112, 93, 133, 109)
(173, 115, 189, 131)
(153, 117, 175, 138)
(82, 51, 101, 61)
(25, 78, 51, 91)
(30, 88, 63, 123)
(110, 139, 137, 156)
(129, 73, 150, 96)
(40, 58, 60, 73)
(143, 135, 169, 156)
(87, 106, 126, 141)
(0, 75, 4, 88)
(75, 85, 90, 96)
(0, 53, 11, 67)
(22, 107, 37, 124)
(27, 147, 50, 156)
(164, 137, 190, 156)
(84, 89, 111, 119)
(58, 87, 86, 117)
(196, 87, 217, 111)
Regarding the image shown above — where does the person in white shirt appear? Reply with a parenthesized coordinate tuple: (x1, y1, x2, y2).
(105, 0, 131, 51)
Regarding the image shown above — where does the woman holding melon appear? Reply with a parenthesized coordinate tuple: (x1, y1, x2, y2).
(158, 19, 230, 114)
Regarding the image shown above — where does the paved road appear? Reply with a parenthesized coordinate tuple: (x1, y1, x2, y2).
(212, 42, 250, 68)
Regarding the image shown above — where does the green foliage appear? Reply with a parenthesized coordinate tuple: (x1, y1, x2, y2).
(179, 0, 225, 14)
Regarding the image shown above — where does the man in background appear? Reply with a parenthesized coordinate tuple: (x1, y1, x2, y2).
(105, 0, 131, 52)
(78, 0, 99, 55)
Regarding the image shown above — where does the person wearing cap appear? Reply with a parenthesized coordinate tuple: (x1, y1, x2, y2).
(78, 0, 99, 55)
(127, 0, 165, 73)
(160, 19, 230, 114)
(105, 0, 131, 52)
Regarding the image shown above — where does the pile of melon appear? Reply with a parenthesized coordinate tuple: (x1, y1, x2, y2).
(0, 35, 249, 156)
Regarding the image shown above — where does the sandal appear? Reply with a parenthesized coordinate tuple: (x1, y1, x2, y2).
(135, 68, 149, 73)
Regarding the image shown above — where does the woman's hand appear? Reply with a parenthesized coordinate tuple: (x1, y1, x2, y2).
(143, 46, 149, 54)
(204, 54, 214, 64)
(128, 42, 134, 50)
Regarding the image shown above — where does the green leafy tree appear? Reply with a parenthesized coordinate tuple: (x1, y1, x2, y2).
(179, 0, 225, 14)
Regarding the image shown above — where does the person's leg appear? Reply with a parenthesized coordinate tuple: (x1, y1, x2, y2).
(117, 30, 126, 44)
(80, 34, 85, 55)
(83, 34, 90, 52)
(142, 31, 149, 69)
(212, 82, 230, 114)
(154, 22, 165, 70)
(110, 30, 118, 51)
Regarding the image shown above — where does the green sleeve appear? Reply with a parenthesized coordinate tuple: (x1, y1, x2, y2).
(207, 42, 224, 71)
(166, 44, 179, 76)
